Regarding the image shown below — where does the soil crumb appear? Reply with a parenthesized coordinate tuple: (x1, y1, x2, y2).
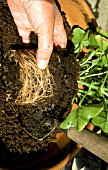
(0, 0, 80, 168)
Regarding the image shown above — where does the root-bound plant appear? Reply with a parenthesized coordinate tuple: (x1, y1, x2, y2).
(1, 45, 79, 153)
(60, 26, 108, 134)
(5, 50, 54, 104)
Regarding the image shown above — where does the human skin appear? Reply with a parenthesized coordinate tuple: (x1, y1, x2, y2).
(7, 0, 67, 69)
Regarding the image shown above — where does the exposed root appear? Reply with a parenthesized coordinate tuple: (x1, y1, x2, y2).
(5, 50, 54, 104)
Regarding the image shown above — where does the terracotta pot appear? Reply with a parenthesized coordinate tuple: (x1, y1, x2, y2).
(0, 1, 95, 170)
(0, 132, 81, 170)
(58, 0, 95, 29)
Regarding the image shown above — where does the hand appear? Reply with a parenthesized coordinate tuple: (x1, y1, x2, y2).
(7, 0, 67, 69)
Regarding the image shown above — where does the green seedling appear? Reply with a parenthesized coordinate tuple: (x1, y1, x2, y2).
(60, 27, 108, 134)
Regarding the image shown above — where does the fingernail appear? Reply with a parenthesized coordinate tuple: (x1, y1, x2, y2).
(37, 60, 48, 69)
(23, 39, 30, 43)
(22, 37, 30, 43)
(60, 44, 66, 49)
(55, 44, 66, 49)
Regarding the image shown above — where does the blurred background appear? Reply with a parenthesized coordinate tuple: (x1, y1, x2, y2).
(86, 0, 108, 33)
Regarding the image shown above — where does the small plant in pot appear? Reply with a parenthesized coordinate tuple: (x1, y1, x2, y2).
(60, 25, 108, 135)
(0, 46, 80, 169)
(2, 0, 107, 169)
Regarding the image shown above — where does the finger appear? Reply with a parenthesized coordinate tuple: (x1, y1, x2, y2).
(10, 12, 32, 43)
(18, 28, 30, 43)
(54, 4, 67, 48)
(7, 0, 32, 43)
(23, 0, 55, 69)
(36, 27, 54, 69)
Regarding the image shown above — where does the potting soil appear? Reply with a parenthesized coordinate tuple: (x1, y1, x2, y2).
(0, 0, 79, 169)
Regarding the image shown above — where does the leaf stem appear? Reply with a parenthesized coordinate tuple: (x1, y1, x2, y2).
(96, 27, 108, 38)
(101, 72, 108, 88)
(79, 83, 92, 106)
(80, 49, 99, 66)
(80, 58, 100, 77)
(78, 81, 98, 90)
(80, 71, 108, 79)
(78, 81, 108, 93)
(101, 91, 108, 97)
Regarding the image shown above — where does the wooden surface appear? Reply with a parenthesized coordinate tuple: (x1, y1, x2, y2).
(67, 127, 108, 163)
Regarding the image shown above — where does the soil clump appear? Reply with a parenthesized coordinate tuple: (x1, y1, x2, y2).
(0, 0, 79, 169)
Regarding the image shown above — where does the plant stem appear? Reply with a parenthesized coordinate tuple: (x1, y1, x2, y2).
(80, 58, 100, 77)
(96, 27, 108, 38)
(79, 83, 93, 106)
(102, 91, 108, 97)
(78, 81, 98, 90)
(78, 80, 108, 92)
(101, 72, 108, 88)
(80, 50, 99, 66)
(80, 71, 108, 79)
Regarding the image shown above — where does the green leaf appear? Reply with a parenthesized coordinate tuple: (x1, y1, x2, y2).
(98, 55, 108, 67)
(89, 34, 98, 46)
(81, 30, 90, 47)
(92, 111, 108, 133)
(72, 28, 90, 53)
(95, 35, 108, 51)
(74, 44, 83, 53)
(60, 104, 104, 131)
(77, 104, 104, 131)
(72, 28, 85, 45)
(60, 106, 78, 129)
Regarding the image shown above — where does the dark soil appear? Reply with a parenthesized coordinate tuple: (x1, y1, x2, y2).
(0, 0, 79, 169)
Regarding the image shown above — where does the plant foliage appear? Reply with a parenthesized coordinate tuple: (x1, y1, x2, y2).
(60, 26, 108, 133)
